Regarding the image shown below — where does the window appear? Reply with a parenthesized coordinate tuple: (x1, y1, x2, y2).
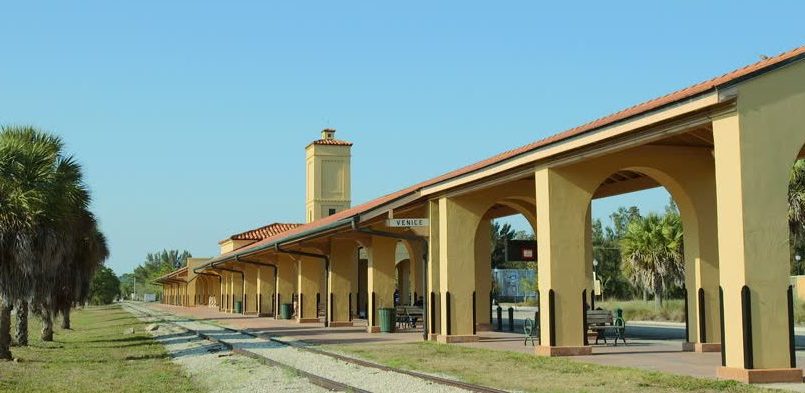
(328, 208, 336, 216)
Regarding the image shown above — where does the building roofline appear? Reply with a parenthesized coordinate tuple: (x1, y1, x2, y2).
(200, 43, 805, 268)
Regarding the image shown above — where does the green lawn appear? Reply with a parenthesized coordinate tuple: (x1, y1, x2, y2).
(0, 304, 200, 393)
(324, 342, 771, 393)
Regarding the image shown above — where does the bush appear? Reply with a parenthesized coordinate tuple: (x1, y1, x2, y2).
(598, 299, 685, 322)
(90, 266, 121, 305)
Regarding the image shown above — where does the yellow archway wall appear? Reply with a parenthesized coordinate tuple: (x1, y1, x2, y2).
(432, 179, 537, 342)
(711, 60, 805, 380)
(534, 143, 720, 355)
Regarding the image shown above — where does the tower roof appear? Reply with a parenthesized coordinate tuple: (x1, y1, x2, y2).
(308, 128, 353, 147)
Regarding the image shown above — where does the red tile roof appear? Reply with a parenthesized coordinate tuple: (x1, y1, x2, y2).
(212, 44, 805, 263)
(154, 266, 188, 283)
(223, 223, 304, 242)
(310, 138, 353, 146)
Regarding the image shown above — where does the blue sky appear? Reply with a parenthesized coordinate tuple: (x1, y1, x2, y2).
(2, 1, 803, 274)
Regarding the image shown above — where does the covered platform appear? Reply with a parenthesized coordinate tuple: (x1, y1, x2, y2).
(160, 45, 805, 384)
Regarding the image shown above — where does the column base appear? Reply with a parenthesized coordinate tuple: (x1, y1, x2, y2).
(475, 323, 493, 332)
(717, 367, 803, 384)
(536, 345, 592, 357)
(682, 342, 721, 352)
(428, 333, 439, 341)
(328, 321, 355, 328)
(297, 318, 320, 324)
(436, 335, 480, 343)
(367, 326, 380, 333)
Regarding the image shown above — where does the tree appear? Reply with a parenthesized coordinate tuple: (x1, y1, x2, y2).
(124, 249, 192, 298)
(89, 266, 120, 305)
(789, 160, 805, 273)
(0, 126, 70, 358)
(620, 211, 684, 309)
(490, 221, 515, 269)
(0, 126, 104, 356)
(52, 212, 109, 329)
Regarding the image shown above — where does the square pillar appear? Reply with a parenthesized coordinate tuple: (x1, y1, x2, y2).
(275, 254, 296, 319)
(329, 239, 357, 327)
(297, 256, 323, 323)
(712, 110, 802, 382)
(366, 236, 396, 332)
(437, 197, 480, 343)
(474, 219, 492, 331)
(427, 200, 442, 340)
(535, 168, 591, 356)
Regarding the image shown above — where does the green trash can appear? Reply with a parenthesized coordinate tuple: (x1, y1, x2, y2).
(378, 308, 396, 333)
(280, 303, 293, 320)
(234, 300, 243, 314)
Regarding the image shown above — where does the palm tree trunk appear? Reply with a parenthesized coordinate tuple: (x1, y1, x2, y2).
(40, 308, 54, 342)
(60, 305, 71, 330)
(653, 274, 663, 310)
(0, 304, 12, 360)
(14, 300, 28, 346)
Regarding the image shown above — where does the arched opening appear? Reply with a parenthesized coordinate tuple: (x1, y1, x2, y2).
(587, 168, 697, 349)
(480, 199, 537, 332)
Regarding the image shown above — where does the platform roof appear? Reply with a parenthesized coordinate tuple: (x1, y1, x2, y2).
(200, 44, 805, 268)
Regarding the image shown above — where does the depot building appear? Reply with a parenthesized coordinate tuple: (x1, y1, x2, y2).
(156, 45, 805, 383)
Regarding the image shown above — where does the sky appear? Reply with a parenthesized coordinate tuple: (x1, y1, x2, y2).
(1, 1, 804, 275)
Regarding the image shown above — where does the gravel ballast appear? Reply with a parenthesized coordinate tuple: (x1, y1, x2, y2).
(125, 304, 329, 393)
(125, 303, 470, 393)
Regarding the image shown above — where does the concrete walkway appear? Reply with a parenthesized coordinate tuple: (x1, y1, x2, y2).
(146, 303, 805, 391)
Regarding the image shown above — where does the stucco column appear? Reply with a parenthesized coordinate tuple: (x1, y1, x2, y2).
(409, 241, 423, 304)
(535, 168, 591, 356)
(712, 109, 802, 382)
(256, 264, 274, 316)
(329, 239, 357, 327)
(437, 197, 480, 343)
(275, 254, 295, 319)
(585, 205, 594, 307)
(427, 200, 442, 340)
(242, 264, 257, 314)
(475, 219, 492, 331)
(366, 236, 396, 333)
(297, 256, 323, 323)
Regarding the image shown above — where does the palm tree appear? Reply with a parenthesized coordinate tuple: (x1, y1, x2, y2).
(620, 212, 684, 310)
(29, 137, 90, 342)
(789, 160, 805, 272)
(0, 126, 63, 359)
(53, 212, 109, 330)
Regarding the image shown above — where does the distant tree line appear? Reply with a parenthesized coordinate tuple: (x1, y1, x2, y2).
(119, 250, 192, 300)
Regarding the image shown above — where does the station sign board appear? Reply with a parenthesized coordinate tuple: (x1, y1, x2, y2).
(386, 218, 429, 228)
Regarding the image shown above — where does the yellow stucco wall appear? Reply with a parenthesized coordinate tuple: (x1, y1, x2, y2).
(713, 59, 805, 370)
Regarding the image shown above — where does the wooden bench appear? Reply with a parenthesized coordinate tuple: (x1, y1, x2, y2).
(586, 309, 626, 345)
(396, 306, 424, 329)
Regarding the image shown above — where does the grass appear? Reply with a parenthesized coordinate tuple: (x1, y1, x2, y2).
(0, 304, 201, 393)
(324, 341, 770, 393)
(598, 299, 685, 322)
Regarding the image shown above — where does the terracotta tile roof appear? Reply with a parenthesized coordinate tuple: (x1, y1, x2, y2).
(224, 223, 304, 242)
(155, 266, 188, 282)
(213, 44, 805, 263)
(310, 138, 353, 146)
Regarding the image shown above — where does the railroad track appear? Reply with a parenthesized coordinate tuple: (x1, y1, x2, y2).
(125, 303, 369, 393)
(125, 302, 507, 393)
